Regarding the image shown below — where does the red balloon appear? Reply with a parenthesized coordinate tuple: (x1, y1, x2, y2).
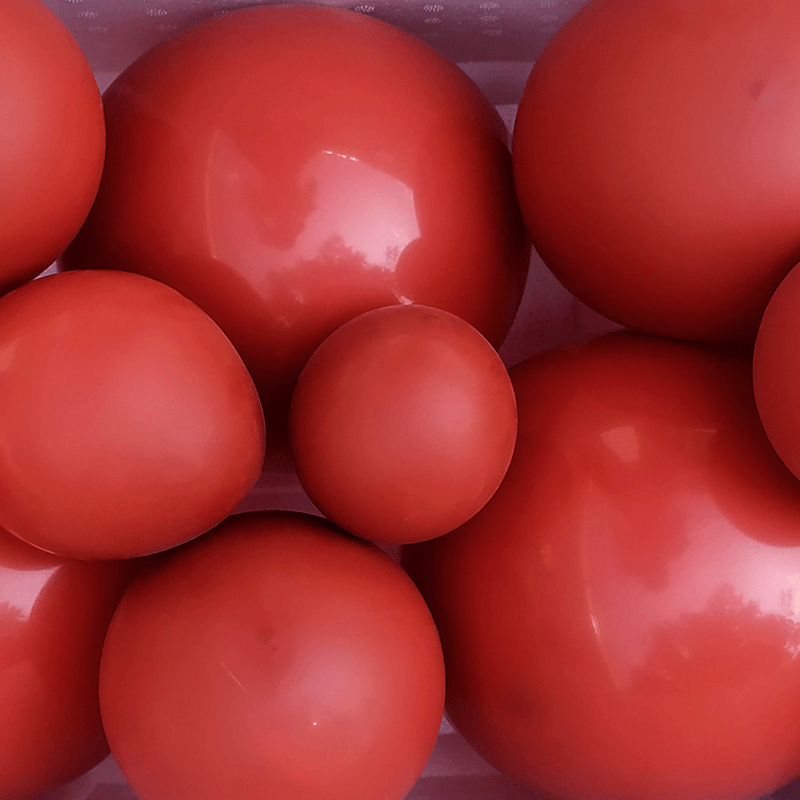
(405, 333, 800, 800)
(0, 270, 265, 560)
(0, 0, 104, 294)
(0, 527, 139, 800)
(513, 0, 800, 342)
(100, 511, 445, 800)
(61, 5, 530, 457)
(290, 305, 518, 543)
(754, 262, 800, 480)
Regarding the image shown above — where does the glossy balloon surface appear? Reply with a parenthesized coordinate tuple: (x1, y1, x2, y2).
(290, 305, 517, 543)
(100, 511, 445, 800)
(754, 264, 800, 482)
(0, 0, 104, 295)
(405, 333, 800, 800)
(513, 0, 800, 342)
(0, 270, 265, 560)
(61, 5, 530, 451)
(0, 528, 138, 800)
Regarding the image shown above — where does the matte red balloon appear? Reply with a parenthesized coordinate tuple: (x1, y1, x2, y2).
(513, 0, 800, 342)
(0, 0, 104, 295)
(290, 305, 518, 543)
(100, 511, 445, 800)
(405, 333, 800, 800)
(754, 262, 800, 481)
(0, 527, 138, 800)
(0, 270, 265, 560)
(61, 5, 530, 458)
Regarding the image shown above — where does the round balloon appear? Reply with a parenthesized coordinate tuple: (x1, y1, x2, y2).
(61, 5, 530, 455)
(0, 270, 265, 560)
(100, 511, 445, 800)
(405, 332, 800, 800)
(290, 305, 518, 543)
(0, 527, 139, 800)
(0, 0, 104, 294)
(513, 0, 800, 342)
(754, 262, 800, 480)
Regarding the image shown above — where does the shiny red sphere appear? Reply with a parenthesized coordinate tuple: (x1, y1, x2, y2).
(290, 305, 517, 543)
(0, 270, 265, 560)
(513, 0, 800, 342)
(0, 528, 138, 800)
(100, 511, 445, 800)
(61, 5, 530, 452)
(0, 0, 104, 295)
(754, 263, 800, 480)
(405, 333, 800, 800)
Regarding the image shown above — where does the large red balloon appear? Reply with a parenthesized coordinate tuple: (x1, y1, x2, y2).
(513, 0, 800, 342)
(0, 528, 138, 800)
(61, 5, 530, 454)
(405, 333, 800, 800)
(0, 270, 265, 560)
(0, 0, 104, 295)
(100, 511, 445, 800)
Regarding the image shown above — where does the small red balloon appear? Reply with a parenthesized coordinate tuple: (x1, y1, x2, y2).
(290, 305, 518, 543)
